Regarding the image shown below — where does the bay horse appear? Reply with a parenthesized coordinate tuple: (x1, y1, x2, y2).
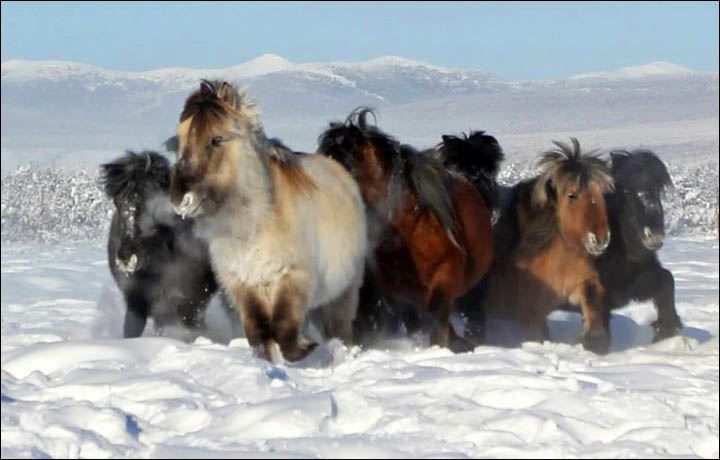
(317, 109, 495, 352)
(101, 151, 218, 339)
(590, 149, 681, 341)
(482, 138, 615, 353)
(169, 80, 367, 362)
(434, 131, 505, 342)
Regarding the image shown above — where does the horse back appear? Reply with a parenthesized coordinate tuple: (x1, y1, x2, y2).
(268, 153, 367, 305)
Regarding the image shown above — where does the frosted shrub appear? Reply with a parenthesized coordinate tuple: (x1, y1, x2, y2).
(1, 164, 113, 243)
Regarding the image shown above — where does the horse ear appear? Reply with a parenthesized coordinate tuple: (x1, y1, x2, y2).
(216, 81, 242, 111)
(163, 135, 179, 153)
(200, 79, 216, 100)
(531, 176, 552, 208)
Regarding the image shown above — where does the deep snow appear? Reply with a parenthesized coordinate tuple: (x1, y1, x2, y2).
(1, 237, 718, 458)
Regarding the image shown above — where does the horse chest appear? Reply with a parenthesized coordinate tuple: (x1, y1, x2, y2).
(519, 243, 596, 297)
(210, 237, 295, 289)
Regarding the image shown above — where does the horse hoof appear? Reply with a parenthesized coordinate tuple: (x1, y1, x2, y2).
(282, 341, 318, 362)
(582, 332, 610, 354)
(651, 318, 682, 342)
(449, 335, 476, 354)
(463, 324, 485, 347)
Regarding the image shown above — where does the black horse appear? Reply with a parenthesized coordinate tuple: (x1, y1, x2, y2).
(101, 151, 218, 339)
(591, 149, 681, 341)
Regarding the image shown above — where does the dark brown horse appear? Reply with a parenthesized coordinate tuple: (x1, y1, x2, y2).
(483, 138, 614, 353)
(318, 109, 495, 352)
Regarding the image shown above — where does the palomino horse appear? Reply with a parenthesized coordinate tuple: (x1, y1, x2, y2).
(482, 138, 614, 353)
(318, 109, 496, 352)
(169, 80, 367, 362)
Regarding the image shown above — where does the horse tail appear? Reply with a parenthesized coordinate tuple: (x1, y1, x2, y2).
(401, 145, 463, 252)
(440, 131, 504, 214)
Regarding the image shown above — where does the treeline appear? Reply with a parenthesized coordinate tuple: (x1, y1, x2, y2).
(2, 161, 718, 243)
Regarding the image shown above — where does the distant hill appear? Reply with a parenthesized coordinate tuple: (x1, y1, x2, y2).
(1, 55, 717, 174)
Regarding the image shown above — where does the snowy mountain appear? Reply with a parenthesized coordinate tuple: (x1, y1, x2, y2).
(570, 61, 697, 80)
(1, 55, 718, 174)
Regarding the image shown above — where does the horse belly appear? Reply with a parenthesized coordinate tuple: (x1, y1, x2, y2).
(301, 156, 367, 307)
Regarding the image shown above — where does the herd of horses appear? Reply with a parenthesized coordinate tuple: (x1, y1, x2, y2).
(101, 79, 681, 362)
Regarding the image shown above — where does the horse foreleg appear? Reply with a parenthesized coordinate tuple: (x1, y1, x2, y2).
(572, 279, 610, 354)
(272, 273, 317, 362)
(632, 267, 682, 341)
(123, 291, 149, 338)
(233, 285, 275, 362)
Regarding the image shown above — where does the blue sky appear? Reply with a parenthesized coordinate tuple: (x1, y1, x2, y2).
(1, 1, 717, 80)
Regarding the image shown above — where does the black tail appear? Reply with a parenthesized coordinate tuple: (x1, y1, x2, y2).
(439, 131, 504, 213)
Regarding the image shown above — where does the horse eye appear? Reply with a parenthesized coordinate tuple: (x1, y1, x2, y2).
(568, 192, 577, 201)
(211, 136, 224, 147)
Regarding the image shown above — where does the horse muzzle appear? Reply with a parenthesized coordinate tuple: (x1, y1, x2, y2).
(641, 226, 664, 251)
(172, 192, 203, 220)
(584, 231, 611, 256)
(116, 254, 138, 275)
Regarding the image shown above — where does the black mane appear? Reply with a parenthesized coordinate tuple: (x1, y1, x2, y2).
(100, 151, 170, 199)
(610, 149, 673, 193)
(438, 130, 505, 209)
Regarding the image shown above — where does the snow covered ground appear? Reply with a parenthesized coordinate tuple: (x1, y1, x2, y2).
(1, 237, 718, 458)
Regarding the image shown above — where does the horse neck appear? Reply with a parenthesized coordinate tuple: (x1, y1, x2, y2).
(212, 141, 274, 240)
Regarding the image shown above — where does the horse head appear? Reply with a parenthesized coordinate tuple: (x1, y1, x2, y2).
(101, 151, 174, 275)
(169, 80, 263, 219)
(532, 138, 614, 257)
(610, 150, 672, 251)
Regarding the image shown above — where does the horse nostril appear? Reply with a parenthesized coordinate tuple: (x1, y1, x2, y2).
(644, 226, 652, 239)
(588, 233, 597, 246)
(181, 192, 194, 208)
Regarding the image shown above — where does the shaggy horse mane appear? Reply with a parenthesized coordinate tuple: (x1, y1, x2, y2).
(436, 130, 504, 210)
(100, 151, 170, 200)
(532, 138, 614, 208)
(437, 131, 504, 177)
(318, 108, 458, 235)
(610, 149, 672, 193)
(180, 79, 299, 167)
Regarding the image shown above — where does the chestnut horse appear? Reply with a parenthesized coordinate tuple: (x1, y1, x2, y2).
(318, 109, 495, 352)
(482, 138, 614, 353)
(169, 80, 367, 362)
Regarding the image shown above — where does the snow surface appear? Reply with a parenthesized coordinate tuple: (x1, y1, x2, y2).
(1, 237, 718, 458)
